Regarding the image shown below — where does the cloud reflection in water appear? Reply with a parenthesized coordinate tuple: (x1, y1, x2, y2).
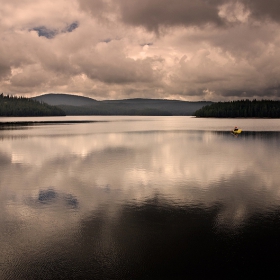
(0, 130, 279, 227)
(1, 124, 280, 278)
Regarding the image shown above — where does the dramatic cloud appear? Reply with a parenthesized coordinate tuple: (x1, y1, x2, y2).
(1, 0, 280, 100)
(244, 0, 280, 22)
(116, 0, 225, 32)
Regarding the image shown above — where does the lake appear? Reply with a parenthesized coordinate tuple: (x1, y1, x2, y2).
(1, 116, 280, 279)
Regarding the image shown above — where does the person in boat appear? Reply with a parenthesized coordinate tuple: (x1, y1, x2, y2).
(233, 126, 238, 131)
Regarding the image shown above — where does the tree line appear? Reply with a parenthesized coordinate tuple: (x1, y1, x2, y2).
(0, 93, 65, 116)
(194, 100, 280, 118)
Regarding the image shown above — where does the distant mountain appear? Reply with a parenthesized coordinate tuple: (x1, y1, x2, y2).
(33, 93, 212, 116)
(33, 93, 98, 106)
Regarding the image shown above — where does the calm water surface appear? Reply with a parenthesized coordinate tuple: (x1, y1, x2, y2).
(1, 116, 280, 279)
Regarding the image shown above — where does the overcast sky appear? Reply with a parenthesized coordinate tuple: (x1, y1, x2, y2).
(1, 0, 280, 101)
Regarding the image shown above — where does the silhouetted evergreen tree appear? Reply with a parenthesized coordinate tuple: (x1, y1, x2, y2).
(0, 93, 65, 116)
(194, 100, 280, 118)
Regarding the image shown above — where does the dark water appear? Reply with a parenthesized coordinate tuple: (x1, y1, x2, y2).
(1, 116, 280, 279)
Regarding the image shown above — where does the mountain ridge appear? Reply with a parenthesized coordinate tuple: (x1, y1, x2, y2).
(33, 93, 98, 106)
(32, 93, 212, 116)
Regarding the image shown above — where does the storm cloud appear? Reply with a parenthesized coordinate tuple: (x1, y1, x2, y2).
(1, 0, 280, 100)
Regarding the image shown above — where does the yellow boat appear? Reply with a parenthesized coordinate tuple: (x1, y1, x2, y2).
(231, 129, 242, 134)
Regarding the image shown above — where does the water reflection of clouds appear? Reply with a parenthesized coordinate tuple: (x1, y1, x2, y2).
(1, 131, 280, 230)
(0, 133, 146, 165)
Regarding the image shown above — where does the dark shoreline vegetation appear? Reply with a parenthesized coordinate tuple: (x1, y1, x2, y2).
(194, 100, 280, 118)
(0, 94, 65, 116)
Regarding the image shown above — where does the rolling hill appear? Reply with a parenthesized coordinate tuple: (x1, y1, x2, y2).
(32, 93, 212, 116)
(33, 93, 98, 106)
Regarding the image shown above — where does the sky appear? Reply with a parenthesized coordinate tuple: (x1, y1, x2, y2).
(1, 0, 280, 101)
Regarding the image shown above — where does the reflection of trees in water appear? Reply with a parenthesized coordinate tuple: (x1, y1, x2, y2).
(215, 130, 280, 139)
(6, 194, 280, 279)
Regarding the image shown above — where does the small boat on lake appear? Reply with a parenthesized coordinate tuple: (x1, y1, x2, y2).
(231, 127, 242, 135)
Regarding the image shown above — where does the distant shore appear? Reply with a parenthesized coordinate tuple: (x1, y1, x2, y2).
(0, 120, 106, 126)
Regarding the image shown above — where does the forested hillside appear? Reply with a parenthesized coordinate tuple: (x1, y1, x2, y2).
(0, 94, 65, 116)
(194, 100, 280, 118)
(33, 93, 98, 106)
